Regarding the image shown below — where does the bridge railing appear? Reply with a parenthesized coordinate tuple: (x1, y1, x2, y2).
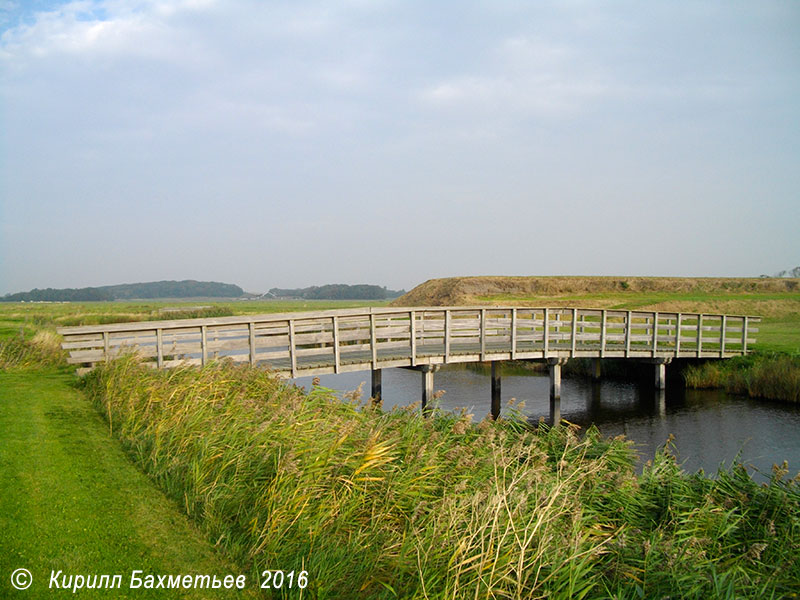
(58, 307, 760, 376)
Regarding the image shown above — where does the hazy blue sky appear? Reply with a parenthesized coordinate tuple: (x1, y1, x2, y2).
(1, 1, 798, 295)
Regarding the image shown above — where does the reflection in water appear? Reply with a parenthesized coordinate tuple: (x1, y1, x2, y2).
(293, 365, 800, 480)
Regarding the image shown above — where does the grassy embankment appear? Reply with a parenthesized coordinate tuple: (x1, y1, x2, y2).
(394, 276, 800, 403)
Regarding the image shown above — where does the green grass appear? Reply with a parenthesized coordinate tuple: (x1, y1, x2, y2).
(75, 356, 800, 599)
(0, 367, 256, 598)
(755, 316, 800, 354)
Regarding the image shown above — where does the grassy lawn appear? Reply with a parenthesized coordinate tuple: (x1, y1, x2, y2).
(0, 367, 255, 598)
(754, 316, 800, 354)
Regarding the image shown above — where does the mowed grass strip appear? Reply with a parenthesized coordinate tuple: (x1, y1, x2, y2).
(0, 369, 254, 599)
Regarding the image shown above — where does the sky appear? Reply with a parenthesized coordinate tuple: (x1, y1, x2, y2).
(1, 0, 798, 295)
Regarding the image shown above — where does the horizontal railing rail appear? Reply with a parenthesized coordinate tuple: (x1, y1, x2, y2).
(58, 306, 760, 376)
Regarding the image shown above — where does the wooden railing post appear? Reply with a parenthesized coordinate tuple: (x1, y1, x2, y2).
(675, 314, 682, 354)
(571, 308, 577, 356)
(370, 312, 377, 368)
(200, 325, 207, 366)
(543, 308, 550, 355)
(445, 309, 451, 362)
(511, 308, 517, 359)
(103, 331, 109, 362)
(600, 310, 607, 358)
(410, 310, 417, 366)
(697, 314, 703, 356)
(720, 315, 726, 356)
(249, 322, 256, 366)
(625, 311, 632, 357)
(332, 316, 341, 373)
(156, 328, 163, 368)
(289, 320, 297, 378)
(480, 308, 486, 360)
(742, 316, 748, 353)
(652, 312, 659, 356)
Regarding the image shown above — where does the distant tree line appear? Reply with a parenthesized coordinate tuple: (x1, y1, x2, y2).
(2, 280, 244, 302)
(103, 281, 244, 299)
(760, 266, 800, 278)
(268, 284, 406, 300)
(1, 287, 114, 302)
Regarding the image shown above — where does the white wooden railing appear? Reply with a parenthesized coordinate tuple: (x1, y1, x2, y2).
(58, 307, 759, 376)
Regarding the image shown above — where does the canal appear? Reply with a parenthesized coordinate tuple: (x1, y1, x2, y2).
(294, 364, 800, 481)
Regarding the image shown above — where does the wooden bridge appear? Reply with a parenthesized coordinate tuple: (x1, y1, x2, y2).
(58, 306, 759, 418)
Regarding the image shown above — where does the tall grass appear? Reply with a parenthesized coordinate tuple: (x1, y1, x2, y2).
(684, 353, 800, 403)
(80, 357, 800, 598)
(0, 330, 65, 370)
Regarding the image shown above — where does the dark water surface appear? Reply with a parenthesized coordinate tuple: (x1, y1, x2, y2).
(294, 365, 800, 480)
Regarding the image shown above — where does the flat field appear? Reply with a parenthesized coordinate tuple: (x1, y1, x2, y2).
(0, 299, 388, 340)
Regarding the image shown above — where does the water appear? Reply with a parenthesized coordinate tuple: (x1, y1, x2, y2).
(294, 365, 800, 480)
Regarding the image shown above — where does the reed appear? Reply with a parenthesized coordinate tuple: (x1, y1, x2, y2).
(684, 353, 800, 403)
(80, 357, 800, 598)
(0, 330, 65, 370)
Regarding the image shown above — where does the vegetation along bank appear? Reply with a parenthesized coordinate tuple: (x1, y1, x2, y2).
(74, 356, 800, 598)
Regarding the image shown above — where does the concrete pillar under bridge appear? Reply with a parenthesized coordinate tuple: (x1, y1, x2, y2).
(491, 361, 501, 420)
(408, 364, 440, 415)
(371, 368, 382, 403)
(547, 358, 569, 400)
(547, 358, 568, 426)
(647, 357, 673, 390)
(592, 358, 602, 381)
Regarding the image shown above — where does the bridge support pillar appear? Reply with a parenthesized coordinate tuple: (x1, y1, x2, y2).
(419, 365, 438, 415)
(550, 396, 561, 426)
(371, 369, 382, 402)
(491, 361, 501, 420)
(651, 358, 672, 390)
(547, 358, 568, 401)
(592, 359, 602, 381)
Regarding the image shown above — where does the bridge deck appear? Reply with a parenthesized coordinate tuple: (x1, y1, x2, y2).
(58, 306, 759, 377)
